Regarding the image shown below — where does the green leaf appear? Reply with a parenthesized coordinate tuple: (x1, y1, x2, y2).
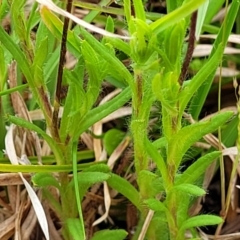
(178, 215, 223, 235)
(164, 19, 185, 73)
(106, 38, 131, 57)
(68, 172, 110, 201)
(179, 43, 223, 117)
(66, 218, 85, 240)
(35, 20, 53, 58)
(172, 184, 205, 196)
(105, 16, 115, 33)
(150, 0, 206, 35)
(11, 0, 27, 43)
(39, 6, 81, 58)
(176, 151, 221, 185)
(74, 87, 131, 140)
(195, 0, 209, 39)
(0, 26, 32, 82)
(7, 115, 64, 165)
(83, 163, 110, 173)
(91, 229, 128, 240)
(60, 66, 85, 142)
(80, 27, 133, 85)
(152, 72, 179, 115)
(190, 0, 240, 119)
(204, 0, 225, 24)
(81, 40, 106, 109)
(167, 111, 233, 172)
(0, 44, 6, 88)
(0, 163, 105, 173)
(144, 198, 168, 213)
(32, 37, 48, 86)
(132, 0, 145, 21)
(0, 0, 10, 20)
(145, 138, 168, 187)
(138, 170, 159, 198)
(26, 2, 40, 37)
(32, 173, 60, 189)
(103, 129, 126, 155)
(107, 173, 140, 210)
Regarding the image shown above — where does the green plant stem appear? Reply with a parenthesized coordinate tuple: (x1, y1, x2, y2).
(215, 1, 229, 236)
(60, 172, 73, 239)
(131, 68, 149, 176)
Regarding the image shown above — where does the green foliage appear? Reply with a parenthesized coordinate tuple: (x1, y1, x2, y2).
(103, 129, 126, 155)
(91, 229, 128, 240)
(0, 0, 238, 239)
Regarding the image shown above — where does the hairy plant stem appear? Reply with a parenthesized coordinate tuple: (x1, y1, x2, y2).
(131, 67, 153, 239)
(162, 101, 181, 239)
(131, 68, 150, 183)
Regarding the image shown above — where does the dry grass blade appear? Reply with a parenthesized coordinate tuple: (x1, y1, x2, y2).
(193, 44, 240, 57)
(36, 0, 130, 39)
(5, 124, 50, 240)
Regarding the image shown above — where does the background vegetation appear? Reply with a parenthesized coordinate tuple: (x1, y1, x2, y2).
(0, 0, 240, 239)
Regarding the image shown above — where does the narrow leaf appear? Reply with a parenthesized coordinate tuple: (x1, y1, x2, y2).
(91, 229, 128, 240)
(144, 198, 168, 213)
(172, 184, 206, 196)
(168, 111, 233, 171)
(32, 173, 60, 189)
(107, 173, 140, 210)
(179, 215, 223, 233)
(150, 0, 206, 35)
(66, 218, 85, 240)
(176, 151, 221, 185)
(179, 43, 223, 117)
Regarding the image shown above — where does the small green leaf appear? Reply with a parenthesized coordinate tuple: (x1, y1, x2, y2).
(0, 44, 6, 87)
(75, 87, 131, 140)
(107, 173, 140, 210)
(32, 173, 60, 189)
(0, 25, 32, 82)
(83, 163, 110, 173)
(32, 37, 48, 86)
(106, 38, 131, 58)
(176, 151, 221, 185)
(152, 72, 179, 115)
(179, 215, 223, 234)
(195, 0, 209, 40)
(190, 0, 240, 119)
(80, 27, 133, 85)
(60, 66, 85, 141)
(179, 44, 223, 117)
(145, 138, 168, 188)
(204, 0, 225, 24)
(40, 6, 81, 58)
(68, 171, 110, 201)
(172, 184, 205, 196)
(91, 229, 128, 240)
(105, 16, 115, 33)
(66, 218, 85, 240)
(168, 111, 233, 172)
(103, 129, 126, 155)
(144, 198, 168, 213)
(164, 19, 185, 73)
(81, 40, 106, 109)
(150, 0, 206, 35)
(139, 170, 159, 198)
(11, 0, 27, 43)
